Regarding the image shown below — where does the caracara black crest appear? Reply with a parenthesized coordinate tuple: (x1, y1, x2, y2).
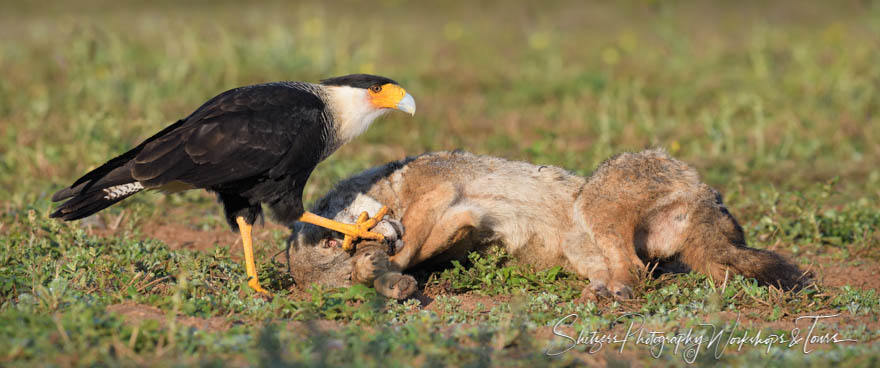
(320, 74, 399, 88)
(51, 74, 416, 294)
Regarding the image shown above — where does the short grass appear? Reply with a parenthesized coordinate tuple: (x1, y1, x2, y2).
(1, 0, 879, 366)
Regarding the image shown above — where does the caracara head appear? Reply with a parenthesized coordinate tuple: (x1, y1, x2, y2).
(320, 74, 416, 145)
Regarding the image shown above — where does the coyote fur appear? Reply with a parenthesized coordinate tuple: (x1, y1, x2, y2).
(287, 149, 807, 300)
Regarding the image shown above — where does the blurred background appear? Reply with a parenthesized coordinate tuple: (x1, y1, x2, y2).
(1, 2, 879, 365)
(1, 0, 878, 228)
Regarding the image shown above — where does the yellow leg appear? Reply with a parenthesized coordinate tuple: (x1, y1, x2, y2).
(298, 206, 389, 251)
(236, 217, 270, 295)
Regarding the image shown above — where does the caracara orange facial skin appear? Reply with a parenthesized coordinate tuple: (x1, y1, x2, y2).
(368, 83, 415, 114)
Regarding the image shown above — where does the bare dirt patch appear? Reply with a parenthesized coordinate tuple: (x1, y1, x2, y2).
(815, 256, 880, 291)
(107, 302, 231, 332)
(423, 292, 511, 313)
(90, 219, 287, 254)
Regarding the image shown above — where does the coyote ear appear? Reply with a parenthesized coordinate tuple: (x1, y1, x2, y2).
(288, 223, 304, 250)
(282, 235, 298, 277)
(286, 233, 299, 251)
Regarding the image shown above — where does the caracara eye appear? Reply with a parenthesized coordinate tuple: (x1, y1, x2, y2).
(370, 85, 382, 93)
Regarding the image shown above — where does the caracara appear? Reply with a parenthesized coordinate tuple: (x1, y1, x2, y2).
(50, 74, 416, 294)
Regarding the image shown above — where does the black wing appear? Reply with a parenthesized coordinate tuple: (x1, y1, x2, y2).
(51, 82, 327, 221)
(130, 82, 327, 189)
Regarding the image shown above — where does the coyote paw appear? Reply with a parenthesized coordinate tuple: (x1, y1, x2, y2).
(372, 219, 404, 255)
(374, 272, 418, 299)
(351, 247, 391, 284)
(608, 282, 633, 300)
(581, 282, 633, 302)
(581, 283, 612, 302)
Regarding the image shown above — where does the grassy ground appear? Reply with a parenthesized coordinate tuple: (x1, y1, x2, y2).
(1, 0, 879, 366)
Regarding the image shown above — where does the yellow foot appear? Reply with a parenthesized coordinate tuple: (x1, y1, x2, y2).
(236, 216, 272, 297)
(297, 206, 391, 251)
(248, 278, 272, 295)
(341, 206, 390, 251)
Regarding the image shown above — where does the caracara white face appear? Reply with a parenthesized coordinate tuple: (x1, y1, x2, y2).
(321, 75, 416, 146)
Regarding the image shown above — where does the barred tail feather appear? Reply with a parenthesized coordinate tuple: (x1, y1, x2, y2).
(50, 182, 144, 220)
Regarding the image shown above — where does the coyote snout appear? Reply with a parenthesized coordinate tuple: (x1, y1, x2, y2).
(287, 149, 809, 300)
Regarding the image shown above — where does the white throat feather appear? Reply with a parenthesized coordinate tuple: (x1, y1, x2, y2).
(323, 85, 389, 148)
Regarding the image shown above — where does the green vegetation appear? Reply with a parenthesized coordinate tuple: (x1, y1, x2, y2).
(1, 1, 878, 366)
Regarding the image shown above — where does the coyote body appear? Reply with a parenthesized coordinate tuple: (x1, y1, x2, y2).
(289, 150, 805, 299)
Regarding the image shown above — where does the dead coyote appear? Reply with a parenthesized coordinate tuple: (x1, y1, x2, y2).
(287, 149, 807, 300)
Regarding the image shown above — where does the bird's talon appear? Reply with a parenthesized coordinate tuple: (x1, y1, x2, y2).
(340, 206, 390, 251)
(342, 235, 356, 252)
(248, 280, 272, 295)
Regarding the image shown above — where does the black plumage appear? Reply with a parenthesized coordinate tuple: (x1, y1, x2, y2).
(52, 82, 328, 228)
(320, 74, 397, 89)
(51, 78, 383, 229)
